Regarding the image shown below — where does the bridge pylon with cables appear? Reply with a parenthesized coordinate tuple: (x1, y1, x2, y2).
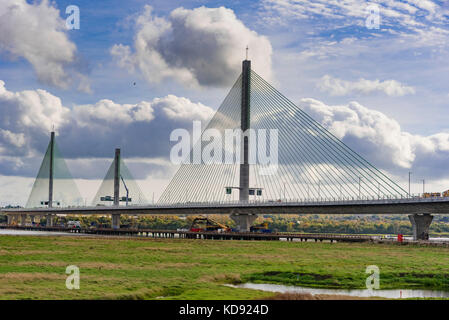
(157, 59, 425, 233)
(2, 59, 446, 240)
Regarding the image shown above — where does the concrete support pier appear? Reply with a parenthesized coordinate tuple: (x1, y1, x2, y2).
(112, 214, 121, 229)
(46, 214, 54, 227)
(230, 213, 257, 232)
(20, 214, 27, 226)
(6, 215, 12, 225)
(409, 213, 433, 241)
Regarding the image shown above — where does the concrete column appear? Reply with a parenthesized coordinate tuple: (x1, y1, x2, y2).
(114, 149, 120, 206)
(230, 213, 257, 232)
(49, 131, 55, 208)
(239, 60, 251, 202)
(46, 214, 54, 227)
(30, 215, 35, 224)
(112, 213, 120, 229)
(7, 215, 12, 225)
(20, 214, 27, 226)
(232, 60, 257, 232)
(409, 213, 433, 241)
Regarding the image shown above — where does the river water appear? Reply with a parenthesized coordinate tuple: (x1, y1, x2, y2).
(0, 229, 84, 236)
(2, 229, 449, 242)
(226, 283, 449, 299)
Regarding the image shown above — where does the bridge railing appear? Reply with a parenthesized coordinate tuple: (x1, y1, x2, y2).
(6, 194, 449, 212)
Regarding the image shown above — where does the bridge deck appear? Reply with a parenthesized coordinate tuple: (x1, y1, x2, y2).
(3, 197, 449, 215)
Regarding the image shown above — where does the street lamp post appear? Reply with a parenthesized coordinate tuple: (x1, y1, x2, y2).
(283, 182, 286, 201)
(408, 172, 412, 197)
(318, 182, 321, 199)
(339, 184, 342, 200)
(358, 177, 361, 199)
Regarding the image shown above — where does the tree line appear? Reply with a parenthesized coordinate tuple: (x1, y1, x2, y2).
(2, 213, 445, 235)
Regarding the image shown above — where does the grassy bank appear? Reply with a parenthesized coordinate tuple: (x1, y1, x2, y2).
(1, 235, 449, 299)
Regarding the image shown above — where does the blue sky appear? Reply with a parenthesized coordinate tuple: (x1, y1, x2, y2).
(1, 0, 444, 131)
(1, 0, 449, 205)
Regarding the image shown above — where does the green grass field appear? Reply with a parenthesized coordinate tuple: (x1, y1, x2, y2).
(1, 235, 449, 299)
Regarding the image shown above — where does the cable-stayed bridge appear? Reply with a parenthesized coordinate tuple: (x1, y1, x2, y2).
(2, 60, 449, 240)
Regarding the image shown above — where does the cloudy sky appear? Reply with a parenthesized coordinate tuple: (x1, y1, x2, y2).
(0, 0, 449, 205)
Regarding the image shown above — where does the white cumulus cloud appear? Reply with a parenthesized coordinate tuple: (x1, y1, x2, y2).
(317, 75, 415, 96)
(73, 100, 155, 126)
(300, 98, 449, 179)
(0, 0, 89, 91)
(0, 79, 70, 156)
(111, 6, 273, 88)
(0, 79, 214, 166)
(154, 95, 214, 121)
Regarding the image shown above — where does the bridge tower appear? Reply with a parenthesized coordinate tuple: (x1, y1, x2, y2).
(48, 131, 54, 208)
(230, 59, 257, 231)
(112, 148, 121, 229)
(24, 131, 82, 225)
(39, 132, 57, 226)
(91, 147, 147, 228)
(46, 131, 55, 226)
(239, 59, 250, 203)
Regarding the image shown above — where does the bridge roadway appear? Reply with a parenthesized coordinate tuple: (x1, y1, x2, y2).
(2, 197, 449, 216)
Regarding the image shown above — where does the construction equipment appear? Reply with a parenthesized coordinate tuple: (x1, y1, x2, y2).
(422, 192, 441, 198)
(190, 217, 230, 232)
(250, 222, 272, 233)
